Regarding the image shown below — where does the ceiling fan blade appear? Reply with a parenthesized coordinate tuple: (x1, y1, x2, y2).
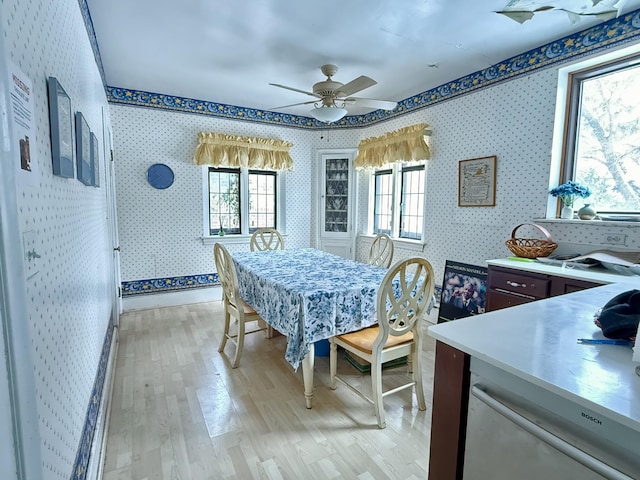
(345, 97, 397, 111)
(269, 83, 320, 98)
(271, 100, 318, 109)
(336, 75, 377, 97)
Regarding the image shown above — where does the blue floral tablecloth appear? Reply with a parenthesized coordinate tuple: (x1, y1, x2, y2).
(232, 248, 388, 370)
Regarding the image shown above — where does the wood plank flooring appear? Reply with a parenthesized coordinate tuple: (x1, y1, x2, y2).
(102, 301, 437, 479)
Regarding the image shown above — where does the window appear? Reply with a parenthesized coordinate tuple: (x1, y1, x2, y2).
(400, 165, 425, 239)
(561, 52, 640, 216)
(209, 168, 240, 234)
(373, 169, 392, 235)
(372, 163, 425, 240)
(208, 167, 278, 235)
(248, 170, 276, 232)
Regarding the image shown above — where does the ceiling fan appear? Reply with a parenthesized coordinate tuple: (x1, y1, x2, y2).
(270, 64, 398, 123)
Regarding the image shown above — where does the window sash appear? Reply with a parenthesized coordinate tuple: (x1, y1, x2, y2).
(248, 170, 277, 232)
(208, 167, 241, 235)
(373, 169, 393, 235)
(399, 165, 425, 240)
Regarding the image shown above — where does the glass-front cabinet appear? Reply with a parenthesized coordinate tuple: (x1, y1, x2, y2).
(317, 149, 356, 259)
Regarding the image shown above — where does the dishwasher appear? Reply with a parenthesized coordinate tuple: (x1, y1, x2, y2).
(463, 358, 640, 480)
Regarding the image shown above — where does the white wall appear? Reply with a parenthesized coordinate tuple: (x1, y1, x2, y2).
(1, 0, 115, 478)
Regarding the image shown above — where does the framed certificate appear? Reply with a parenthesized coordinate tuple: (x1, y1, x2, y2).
(458, 155, 497, 207)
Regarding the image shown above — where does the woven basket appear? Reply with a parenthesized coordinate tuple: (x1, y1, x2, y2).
(505, 223, 558, 259)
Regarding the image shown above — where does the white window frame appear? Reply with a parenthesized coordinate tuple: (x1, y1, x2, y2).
(366, 162, 427, 249)
(548, 42, 640, 221)
(201, 167, 286, 244)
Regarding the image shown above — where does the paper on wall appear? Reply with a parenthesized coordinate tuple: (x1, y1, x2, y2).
(8, 63, 39, 186)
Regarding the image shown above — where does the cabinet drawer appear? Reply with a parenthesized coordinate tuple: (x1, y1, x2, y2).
(488, 268, 550, 299)
(549, 277, 600, 297)
(486, 289, 537, 311)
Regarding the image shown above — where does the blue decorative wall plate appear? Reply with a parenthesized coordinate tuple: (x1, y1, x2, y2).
(147, 163, 174, 189)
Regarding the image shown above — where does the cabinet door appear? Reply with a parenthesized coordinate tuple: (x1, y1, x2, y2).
(322, 156, 350, 235)
(318, 150, 356, 258)
(549, 277, 600, 297)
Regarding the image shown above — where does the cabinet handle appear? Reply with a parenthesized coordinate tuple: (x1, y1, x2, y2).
(506, 280, 527, 288)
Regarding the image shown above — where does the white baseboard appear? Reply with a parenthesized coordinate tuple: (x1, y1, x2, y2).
(87, 326, 118, 480)
(122, 286, 222, 312)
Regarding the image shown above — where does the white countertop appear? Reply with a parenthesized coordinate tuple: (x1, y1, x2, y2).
(486, 258, 632, 284)
(428, 280, 640, 432)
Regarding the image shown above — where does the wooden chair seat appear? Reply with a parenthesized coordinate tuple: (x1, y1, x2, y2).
(336, 326, 413, 355)
(234, 299, 256, 315)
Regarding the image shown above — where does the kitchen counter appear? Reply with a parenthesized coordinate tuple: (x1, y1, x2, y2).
(426, 268, 640, 479)
(487, 257, 632, 285)
(429, 281, 640, 432)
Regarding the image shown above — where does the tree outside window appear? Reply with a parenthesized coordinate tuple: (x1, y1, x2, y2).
(564, 55, 640, 215)
(208, 167, 278, 235)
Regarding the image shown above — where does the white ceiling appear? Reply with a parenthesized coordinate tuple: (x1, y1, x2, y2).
(86, 0, 640, 118)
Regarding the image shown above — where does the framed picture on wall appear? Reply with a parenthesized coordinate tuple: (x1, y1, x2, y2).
(438, 260, 487, 323)
(458, 155, 496, 207)
(75, 111, 92, 185)
(47, 77, 74, 178)
(90, 131, 99, 187)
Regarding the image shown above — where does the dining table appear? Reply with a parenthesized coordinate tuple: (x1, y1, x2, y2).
(232, 247, 389, 408)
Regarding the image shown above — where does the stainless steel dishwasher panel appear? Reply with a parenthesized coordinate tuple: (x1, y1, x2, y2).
(463, 359, 639, 480)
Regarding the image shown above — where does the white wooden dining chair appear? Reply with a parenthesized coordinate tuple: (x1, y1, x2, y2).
(249, 228, 285, 252)
(214, 243, 270, 368)
(368, 233, 394, 268)
(329, 256, 435, 428)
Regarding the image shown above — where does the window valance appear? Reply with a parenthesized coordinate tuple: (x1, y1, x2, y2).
(193, 132, 294, 171)
(354, 123, 431, 170)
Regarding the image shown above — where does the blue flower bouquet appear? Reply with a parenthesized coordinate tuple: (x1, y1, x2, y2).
(549, 181, 591, 207)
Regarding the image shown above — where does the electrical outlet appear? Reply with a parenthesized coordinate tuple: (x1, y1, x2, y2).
(602, 232, 626, 246)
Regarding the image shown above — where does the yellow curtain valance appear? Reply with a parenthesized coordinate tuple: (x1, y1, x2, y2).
(193, 132, 294, 171)
(354, 123, 431, 170)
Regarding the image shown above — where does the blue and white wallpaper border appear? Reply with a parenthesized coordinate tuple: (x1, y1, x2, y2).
(71, 322, 114, 480)
(105, 9, 640, 129)
(122, 273, 220, 296)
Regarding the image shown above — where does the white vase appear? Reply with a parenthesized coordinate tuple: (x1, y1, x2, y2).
(560, 205, 573, 219)
(578, 203, 597, 220)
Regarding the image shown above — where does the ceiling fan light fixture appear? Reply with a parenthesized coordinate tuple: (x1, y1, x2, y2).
(310, 105, 348, 123)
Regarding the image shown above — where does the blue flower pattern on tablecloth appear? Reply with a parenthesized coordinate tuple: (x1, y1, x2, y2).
(233, 248, 388, 370)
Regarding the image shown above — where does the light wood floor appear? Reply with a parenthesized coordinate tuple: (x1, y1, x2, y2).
(102, 301, 437, 479)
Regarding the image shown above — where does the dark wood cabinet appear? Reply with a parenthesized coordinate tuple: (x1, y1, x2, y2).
(486, 265, 600, 312)
(549, 276, 601, 296)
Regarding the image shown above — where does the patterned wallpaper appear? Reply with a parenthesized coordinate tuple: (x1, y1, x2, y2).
(113, 43, 640, 298)
(2, 0, 114, 478)
(350, 64, 639, 279)
(108, 11, 640, 294)
(111, 106, 315, 280)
